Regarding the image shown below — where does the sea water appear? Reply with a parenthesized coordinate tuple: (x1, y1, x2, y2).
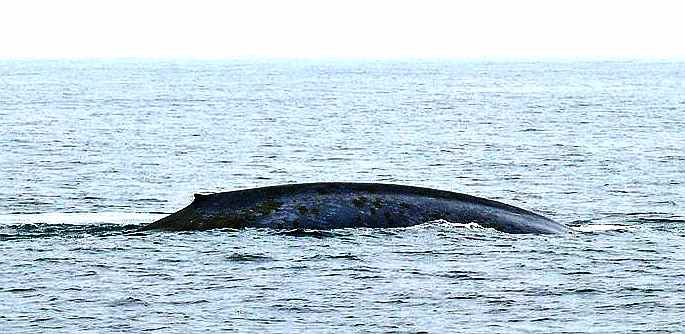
(1, 60, 684, 333)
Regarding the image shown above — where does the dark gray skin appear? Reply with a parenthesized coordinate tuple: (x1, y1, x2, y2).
(142, 182, 569, 234)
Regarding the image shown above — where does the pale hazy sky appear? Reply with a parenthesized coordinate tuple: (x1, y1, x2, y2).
(1, 0, 684, 60)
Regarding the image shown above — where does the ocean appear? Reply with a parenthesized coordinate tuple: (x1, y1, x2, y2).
(1, 60, 683, 333)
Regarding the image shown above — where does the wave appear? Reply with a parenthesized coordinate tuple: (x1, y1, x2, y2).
(0, 212, 164, 225)
(4, 211, 682, 240)
(0, 212, 164, 240)
(569, 215, 685, 233)
(570, 224, 632, 233)
(0, 223, 141, 241)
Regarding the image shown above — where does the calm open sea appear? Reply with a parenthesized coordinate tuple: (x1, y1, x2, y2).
(1, 60, 684, 333)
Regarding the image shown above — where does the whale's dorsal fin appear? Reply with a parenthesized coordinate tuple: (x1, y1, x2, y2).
(194, 193, 209, 201)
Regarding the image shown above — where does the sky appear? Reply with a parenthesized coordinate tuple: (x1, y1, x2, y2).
(1, 0, 684, 60)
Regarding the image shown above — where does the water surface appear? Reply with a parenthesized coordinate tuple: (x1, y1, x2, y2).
(1, 60, 683, 333)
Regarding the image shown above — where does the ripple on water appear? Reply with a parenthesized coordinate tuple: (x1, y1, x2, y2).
(2, 61, 685, 333)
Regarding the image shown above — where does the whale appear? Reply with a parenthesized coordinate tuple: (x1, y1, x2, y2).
(142, 182, 569, 234)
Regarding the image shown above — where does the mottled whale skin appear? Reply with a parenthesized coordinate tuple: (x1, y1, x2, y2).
(142, 182, 569, 234)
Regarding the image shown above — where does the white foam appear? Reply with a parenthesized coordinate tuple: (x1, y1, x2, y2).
(570, 224, 631, 233)
(423, 219, 484, 229)
(0, 212, 165, 226)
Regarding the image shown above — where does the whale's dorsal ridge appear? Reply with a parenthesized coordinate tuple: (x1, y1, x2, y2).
(194, 193, 210, 201)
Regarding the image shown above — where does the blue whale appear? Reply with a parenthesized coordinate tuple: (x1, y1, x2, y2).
(142, 182, 569, 234)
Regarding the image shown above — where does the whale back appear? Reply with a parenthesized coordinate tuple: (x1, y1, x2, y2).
(143, 182, 568, 234)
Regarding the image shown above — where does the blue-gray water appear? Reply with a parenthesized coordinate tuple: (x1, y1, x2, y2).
(1, 60, 684, 333)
